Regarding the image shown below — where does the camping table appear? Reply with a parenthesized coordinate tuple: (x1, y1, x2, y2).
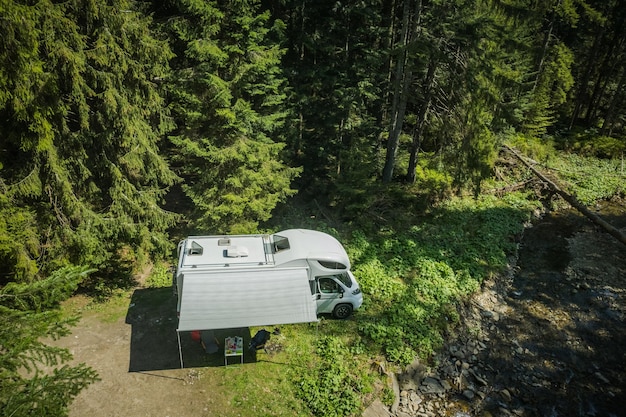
(224, 336, 243, 365)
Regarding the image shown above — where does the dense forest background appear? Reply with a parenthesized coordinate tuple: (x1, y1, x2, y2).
(1, 0, 625, 415)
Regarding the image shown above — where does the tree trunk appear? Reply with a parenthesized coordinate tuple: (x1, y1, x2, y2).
(584, 42, 617, 125)
(382, 0, 412, 183)
(531, 1, 557, 96)
(504, 145, 626, 247)
(379, 0, 397, 127)
(600, 65, 626, 136)
(382, 0, 422, 183)
(407, 56, 437, 183)
(568, 29, 603, 130)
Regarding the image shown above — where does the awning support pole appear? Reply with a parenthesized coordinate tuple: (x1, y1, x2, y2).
(177, 331, 184, 369)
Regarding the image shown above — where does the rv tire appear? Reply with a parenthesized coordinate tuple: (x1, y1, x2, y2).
(333, 303, 353, 319)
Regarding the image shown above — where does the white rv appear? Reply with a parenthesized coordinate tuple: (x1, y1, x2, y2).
(174, 229, 363, 332)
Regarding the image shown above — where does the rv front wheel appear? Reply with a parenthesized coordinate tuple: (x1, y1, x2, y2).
(333, 304, 352, 319)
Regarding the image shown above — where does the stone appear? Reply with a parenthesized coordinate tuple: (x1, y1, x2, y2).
(594, 371, 610, 384)
(462, 389, 475, 400)
(420, 377, 445, 394)
(362, 399, 392, 417)
(441, 379, 453, 391)
(481, 310, 500, 321)
(443, 364, 456, 377)
(409, 391, 421, 404)
(500, 388, 512, 402)
(453, 349, 466, 360)
(398, 374, 419, 392)
(470, 369, 488, 386)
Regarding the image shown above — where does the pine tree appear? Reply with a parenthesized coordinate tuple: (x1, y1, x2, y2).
(0, 265, 98, 417)
(0, 0, 178, 279)
(270, 0, 385, 196)
(567, 0, 624, 138)
(158, 0, 299, 233)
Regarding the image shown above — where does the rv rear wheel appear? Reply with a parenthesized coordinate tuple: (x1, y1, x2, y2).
(333, 303, 352, 319)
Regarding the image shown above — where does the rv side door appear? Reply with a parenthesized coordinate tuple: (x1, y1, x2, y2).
(315, 276, 344, 314)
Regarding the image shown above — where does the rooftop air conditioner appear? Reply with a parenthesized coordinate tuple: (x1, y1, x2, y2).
(225, 245, 249, 258)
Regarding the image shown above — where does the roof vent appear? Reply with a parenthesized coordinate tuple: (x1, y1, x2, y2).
(218, 238, 231, 246)
(225, 245, 249, 258)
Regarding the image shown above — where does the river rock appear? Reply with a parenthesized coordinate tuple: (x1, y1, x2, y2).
(420, 377, 446, 394)
(463, 389, 476, 400)
(594, 371, 610, 383)
(361, 399, 392, 417)
(500, 388, 512, 402)
(410, 391, 422, 404)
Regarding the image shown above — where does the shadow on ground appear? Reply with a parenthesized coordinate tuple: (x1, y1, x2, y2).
(125, 288, 258, 371)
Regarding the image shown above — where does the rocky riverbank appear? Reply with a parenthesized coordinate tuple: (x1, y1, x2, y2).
(367, 202, 626, 417)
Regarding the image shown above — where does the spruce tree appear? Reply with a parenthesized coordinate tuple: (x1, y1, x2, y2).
(0, 264, 98, 417)
(0, 0, 178, 278)
(270, 0, 385, 195)
(158, 0, 299, 233)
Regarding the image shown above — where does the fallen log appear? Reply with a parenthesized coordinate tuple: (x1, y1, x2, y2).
(503, 144, 626, 247)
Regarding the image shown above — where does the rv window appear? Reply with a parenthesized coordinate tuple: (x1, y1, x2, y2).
(273, 235, 290, 252)
(188, 241, 203, 255)
(318, 260, 347, 270)
(318, 277, 341, 294)
(317, 273, 353, 289)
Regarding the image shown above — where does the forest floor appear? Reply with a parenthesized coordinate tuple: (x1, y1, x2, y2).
(389, 200, 626, 417)
(55, 201, 626, 417)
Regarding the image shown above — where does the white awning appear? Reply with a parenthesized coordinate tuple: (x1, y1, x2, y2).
(176, 267, 317, 332)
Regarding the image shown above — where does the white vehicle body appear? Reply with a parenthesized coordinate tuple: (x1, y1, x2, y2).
(174, 229, 363, 330)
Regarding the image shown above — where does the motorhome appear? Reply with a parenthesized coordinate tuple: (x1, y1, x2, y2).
(174, 229, 363, 332)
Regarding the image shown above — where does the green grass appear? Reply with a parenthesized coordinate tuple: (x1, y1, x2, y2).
(261, 190, 542, 416)
(213, 359, 312, 416)
(145, 261, 173, 288)
(548, 154, 625, 205)
(64, 190, 546, 417)
(62, 290, 131, 323)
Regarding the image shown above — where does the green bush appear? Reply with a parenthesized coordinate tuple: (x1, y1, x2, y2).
(549, 154, 625, 205)
(565, 129, 626, 158)
(296, 336, 369, 417)
(349, 194, 537, 366)
(145, 262, 172, 288)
